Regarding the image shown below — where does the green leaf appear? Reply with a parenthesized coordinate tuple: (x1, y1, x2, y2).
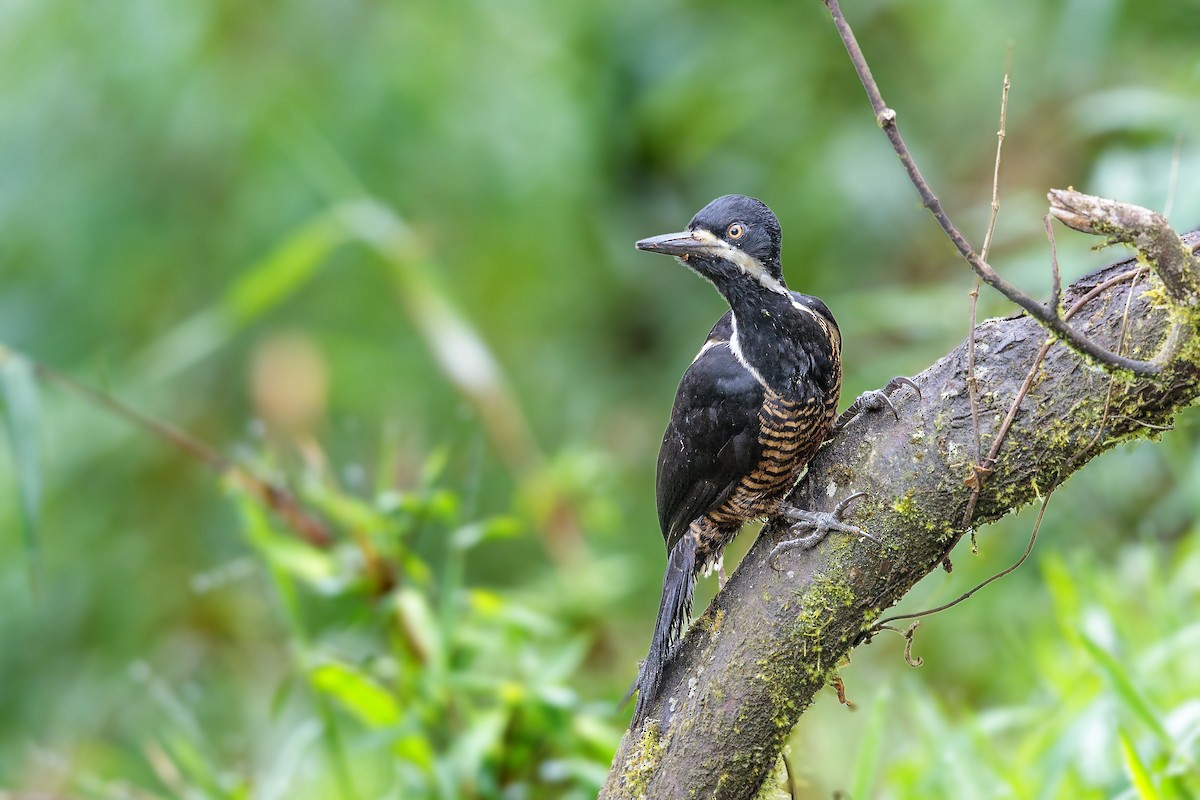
(249, 532, 338, 589)
(450, 516, 522, 551)
(269, 674, 296, 721)
(392, 733, 435, 771)
(451, 708, 508, 779)
(394, 587, 443, 669)
(850, 684, 890, 800)
(238, 498, 339, 591)
(1120, 729, 1162, 800)
(1081, 632, 1172, 746)
(0, 349, 42, 569)
(306, 483, 392, 534)
(134, 213, 347, 381)
(224, 214, 347, 325)
(310, 661, 401, 729)
(419, 445, 452, 488)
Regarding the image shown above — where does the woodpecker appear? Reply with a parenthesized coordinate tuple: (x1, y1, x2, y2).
(629, 195, 913, 728)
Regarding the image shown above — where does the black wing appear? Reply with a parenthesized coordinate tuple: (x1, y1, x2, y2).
(656, 314, 765, 551)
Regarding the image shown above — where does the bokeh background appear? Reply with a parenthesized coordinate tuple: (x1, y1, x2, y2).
(2, 0, 1200, 797)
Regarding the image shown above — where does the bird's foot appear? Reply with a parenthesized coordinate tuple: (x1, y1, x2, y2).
(718, 564, 728, 590)
(835, 376, 921, 431)
(769, 492, 878, 569)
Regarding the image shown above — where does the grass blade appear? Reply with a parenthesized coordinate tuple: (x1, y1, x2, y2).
(849, 684, 890, 800)
(1120, 729, 1162, 800)
(1081, 633, 1172, 746)
(135, 213, 348, 381)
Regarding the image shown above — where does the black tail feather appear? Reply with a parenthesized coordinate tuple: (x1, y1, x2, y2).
(631, 535, 698, 728)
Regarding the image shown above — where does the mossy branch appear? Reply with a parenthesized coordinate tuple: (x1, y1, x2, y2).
(600, 219, 1200, 799)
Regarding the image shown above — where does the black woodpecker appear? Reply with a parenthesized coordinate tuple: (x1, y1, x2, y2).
(629, 195, 906, 729)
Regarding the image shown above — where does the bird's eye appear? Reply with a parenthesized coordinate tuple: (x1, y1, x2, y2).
(727, 223, 744, 240)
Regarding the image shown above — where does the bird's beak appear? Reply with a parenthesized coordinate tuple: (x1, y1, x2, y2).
(635, 231, 710, 258)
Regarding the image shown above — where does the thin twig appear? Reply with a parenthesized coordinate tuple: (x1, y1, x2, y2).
(965, 65, 1011, 550)
(1045, 215, 1063, 315)
(36, 362, 225, 471)
(875, 489, 1054, 630)
(821, 0, 1161, 375)
(979, 63, 1011, 261)
(901, 621, 922, 667)
(1111, 416, 1173, 431)
(32, 360, 333, 548)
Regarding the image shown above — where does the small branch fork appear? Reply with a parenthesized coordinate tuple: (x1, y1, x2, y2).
(822, 0, 1199, 376)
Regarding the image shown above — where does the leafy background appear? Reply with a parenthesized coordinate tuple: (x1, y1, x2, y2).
(1, 0, 1199, 797)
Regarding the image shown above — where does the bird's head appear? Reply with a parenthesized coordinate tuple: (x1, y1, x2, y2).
(635, 195, 785, 293)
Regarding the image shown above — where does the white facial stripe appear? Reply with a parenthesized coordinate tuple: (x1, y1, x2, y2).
(688, 229, 787, 295)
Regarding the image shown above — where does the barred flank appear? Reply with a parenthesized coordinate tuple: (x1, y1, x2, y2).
(697, 383, 839, 561)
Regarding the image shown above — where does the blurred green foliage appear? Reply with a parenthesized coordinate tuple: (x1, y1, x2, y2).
(1, 0, 1199, 797)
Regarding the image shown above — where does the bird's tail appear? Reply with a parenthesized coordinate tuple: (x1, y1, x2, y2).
(630, 534, 697, 728)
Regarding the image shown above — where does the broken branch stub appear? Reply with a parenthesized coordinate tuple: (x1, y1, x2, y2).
(1049, 188, 1200, 310)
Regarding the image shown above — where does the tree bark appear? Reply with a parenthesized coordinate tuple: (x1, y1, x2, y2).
(600, 223, 1200, 799)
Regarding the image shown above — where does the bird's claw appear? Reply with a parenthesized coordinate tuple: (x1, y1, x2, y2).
(834, 376, 921, 431)
(832, 490, 869, 519)
(769, 492, 878, 570)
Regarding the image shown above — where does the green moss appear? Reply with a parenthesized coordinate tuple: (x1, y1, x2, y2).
(622, 722, 665, 798)
(1165, 300, 1200, 367)
(753, 756, 793, 800)
(1139, 281, 1170, 309)
(828, 463, 856, 487)
(891, 492, 917, 517)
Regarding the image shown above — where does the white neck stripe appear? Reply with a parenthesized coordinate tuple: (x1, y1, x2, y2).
(729, 314, 770, 390)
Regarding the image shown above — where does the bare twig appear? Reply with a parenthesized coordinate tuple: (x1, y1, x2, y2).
(1045, 215, 1063, 315)
(877, 488, 1053, 631)
(821, 0, 1164, 375)
(31, 359, 333, 549)
(980, 67, 1011, 261)
(965, 66, 1011, 548)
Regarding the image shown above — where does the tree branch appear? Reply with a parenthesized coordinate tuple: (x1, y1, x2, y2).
(821, 0, 1166, 376)
(600, 226, 1200, 799)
